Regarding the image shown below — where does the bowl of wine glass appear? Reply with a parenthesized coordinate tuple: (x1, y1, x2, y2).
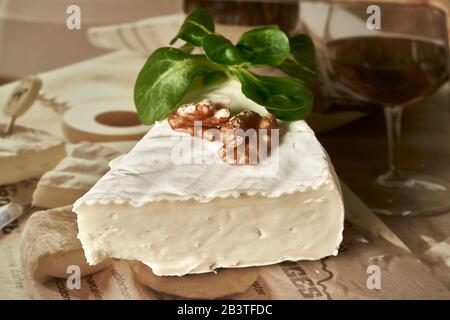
(324, 2, 450, 216)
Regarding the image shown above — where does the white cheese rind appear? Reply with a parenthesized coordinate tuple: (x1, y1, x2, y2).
(32, 143, 119, 208)
(74, 120, 331, 206)
(74, 120, 344, 276)
(0, 124, 66, 185)
(20, 206, 111, 283)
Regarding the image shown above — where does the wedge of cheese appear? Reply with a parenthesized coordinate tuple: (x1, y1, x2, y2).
(0, 124, 66, 186)
(74, 119, 345, 276)
(32, 143, 119, 208)
(20, 206, 112, 283)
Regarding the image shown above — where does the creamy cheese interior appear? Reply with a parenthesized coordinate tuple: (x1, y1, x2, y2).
(77, 180, 343, 276)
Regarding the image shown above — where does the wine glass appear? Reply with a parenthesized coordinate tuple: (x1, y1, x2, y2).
(323, 2, 450, 216)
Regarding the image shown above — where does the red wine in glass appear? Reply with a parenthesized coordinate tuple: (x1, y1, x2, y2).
(327, 35, 448, 106)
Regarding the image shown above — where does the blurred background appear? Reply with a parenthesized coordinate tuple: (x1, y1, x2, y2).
(0, 0, 182, 84)
(1, 0, 447, 83)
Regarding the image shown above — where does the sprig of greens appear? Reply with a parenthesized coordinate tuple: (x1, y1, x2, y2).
(134, 9, 316, 125)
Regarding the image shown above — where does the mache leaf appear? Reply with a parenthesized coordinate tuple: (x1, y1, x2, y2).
(290, 34, 316, 70)
(203, 70, 228, 86)
(236, 27, 290, 66)
(134, 47, 218, 124)
(203, 33, 246, 66)
(230, 68, 313, 121)
(170, 9, 214, 47)
(277, 34, 317, 83)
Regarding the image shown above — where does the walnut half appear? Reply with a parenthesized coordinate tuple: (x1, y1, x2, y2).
(219, 111, 279, 165)
(168, 99, 230, 141)
(168, 101, 280, 165)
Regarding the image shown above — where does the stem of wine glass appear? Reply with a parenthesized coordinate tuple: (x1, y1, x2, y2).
(384, 105, 403, 173)
(379, 105, 410, 186)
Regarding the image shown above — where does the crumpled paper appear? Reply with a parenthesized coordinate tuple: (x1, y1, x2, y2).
(1, 181, 449, 300)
